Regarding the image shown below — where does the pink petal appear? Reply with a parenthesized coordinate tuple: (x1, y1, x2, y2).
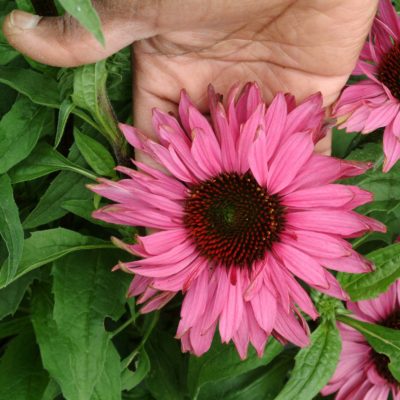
(250, 286, 276, 333)
(248, 133, 269, 186)
(383, 123, 400, 172)
(363, 102, 399, 133)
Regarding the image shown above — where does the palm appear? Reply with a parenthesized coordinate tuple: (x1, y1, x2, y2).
(133, 0, 377, 135)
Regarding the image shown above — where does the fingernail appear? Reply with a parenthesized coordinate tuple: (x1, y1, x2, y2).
(9, 10, 42, 30)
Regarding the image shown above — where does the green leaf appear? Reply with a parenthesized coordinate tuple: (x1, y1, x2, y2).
(74, 129, 116, 176)
(0, 97, 53, 174)
(198, 355, 292, 400)
(0, 174, 23, 284)
(145, 331, 187, 400)
(188, 338, 283, 399)
(0, 271, 39, 320)
(0, 329, 49, 400)
(32, 249, 129, 400)
(9, 142, 97, 183)
(58, 0, 104, 45)
(61, 199, 111, 227)
(274, 321, 341, 400)
(0, 66, 60, 107)
(0, 228, 113, 288)
(121, 350, 151, 391)
(0, 316, 30, 340)
(339, 243, 400, 301)
(55, 99, 75, 148)
(0, 16, 19, 65)
(338, 315, 400, 382)
(72, 61, 128, 160)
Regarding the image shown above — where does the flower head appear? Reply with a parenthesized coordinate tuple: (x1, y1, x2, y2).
(90, 82, 385, 358)
(334, 0, 400, 172)
(322, 280, 400, 399)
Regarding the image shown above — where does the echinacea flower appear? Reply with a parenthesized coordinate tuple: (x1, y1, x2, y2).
(334, 0, 400, 172)
(90, 82, 385, 358)
(322, 279, 400, 400)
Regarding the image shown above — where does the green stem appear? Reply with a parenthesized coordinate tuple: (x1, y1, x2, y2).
(111, 314, 137, 338)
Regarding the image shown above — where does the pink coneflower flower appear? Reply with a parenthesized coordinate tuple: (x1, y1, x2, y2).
(334, 0, 400, 172)
(322, 280, 400, 400)
(90, 82, 385, 358)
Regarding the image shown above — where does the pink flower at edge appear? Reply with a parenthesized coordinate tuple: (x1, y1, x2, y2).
(334, 0, 400, 172)
(89, 82, 385, 359)
(322, 279, 400, 400)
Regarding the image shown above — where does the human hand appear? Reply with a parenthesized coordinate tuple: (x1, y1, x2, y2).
(3, 0, 378, 155)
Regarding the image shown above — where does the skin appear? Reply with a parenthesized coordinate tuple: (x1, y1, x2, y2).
(3, 0, 379, 155)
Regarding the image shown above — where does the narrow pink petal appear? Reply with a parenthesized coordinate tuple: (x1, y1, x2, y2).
(235, 82, 263, 125)
(311, 270, 349, 301)
(363, 102, 399, 133)
(219, 271, 244, 342)
(383, 123, 400, 172)
(140, 291, 176, 313)
(178, 90, 195, 134)
(189, 321, 217, 357)
(273, 306, 310, 347)
(282, 184, 367, 209)
(118, 123, 147, 151)
(152, 108, 188, 144)
(341, 105, 371, 132)
(267, 132, 314, 194)
(232, 312, 250, 360)
(274, 243, 329, 288)
(285, 230, 352, 259)
(364, 385, 390, 400)
(137, 229, 187, 256)
(246, 303, 268, 356)
(286, 210, 377, 237)
(319, 251, 374, 273)
(367, 364, 388, 386)
(248, 133, 269, 186)
(127, 275, 151, 297)
(250, 286, 276, 333)
(378, 0, 400, 38)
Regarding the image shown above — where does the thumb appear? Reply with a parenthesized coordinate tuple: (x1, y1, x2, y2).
(2, 8, 156, 67)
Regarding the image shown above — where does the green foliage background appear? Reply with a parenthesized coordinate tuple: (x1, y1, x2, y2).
(0, 1, 399, 399)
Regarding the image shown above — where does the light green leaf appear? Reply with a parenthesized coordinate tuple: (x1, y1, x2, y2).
(188, 338, 283, 399)
(32, 249, 129, 400)
(274, 321, 341, 400)
(339, 243, 400, 301)
(338, 315, 400, 382)
(55, 99, 75, 148)
(0, 97, 53, 174)
(74, 129, 116, 176)
(0, 174, 23, 284)
(72, 61, 128, 161)
(121, 350, 151, 391)
(9, 142, 97, 183)
(58, 0, 104, 45)
(0, 329, 49, 400)
(0, 66, 59, 107)
(0, 228, 113, 288)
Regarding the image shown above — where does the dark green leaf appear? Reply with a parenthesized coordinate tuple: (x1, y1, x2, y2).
(338, 315, 400, 382)
(0, 97, 53, 174)
(9, 142, 97, 183)
(145, 331, 187, 400)
(0, 316, 30, 340)
(188, 338, 283, 399)
(339, 243, 400, 301)
(0, 329, 49, 400)
(0, 271, 39, 320)
(0, 174, 23, 284)
(74, 129, 116, 176)
(55, 99, 75, 148)
(58, 0, 104, 45)
(274, 321, 341, 400)
(0, 66, 59, 107)
(0, 228, 113, 288)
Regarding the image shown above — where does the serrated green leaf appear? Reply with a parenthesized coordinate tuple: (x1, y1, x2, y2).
(0, 228, 113, 288)
(74, 129, 116, 176)
(9, 142, 97, 183)
(55, 99, 75, 148)
(0, 329, 49, 400)
(274, 321, 341, 400)
(338, 315, 400, 382)
(0, 97, 53, 174)
(0, 66, 59, 107)
(32, 249, 128, 400)
(339, 243, 400, 301)
(188, 338, 283, 399)
(0, 174, 23, 284)
(58, 0, 104, 45)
